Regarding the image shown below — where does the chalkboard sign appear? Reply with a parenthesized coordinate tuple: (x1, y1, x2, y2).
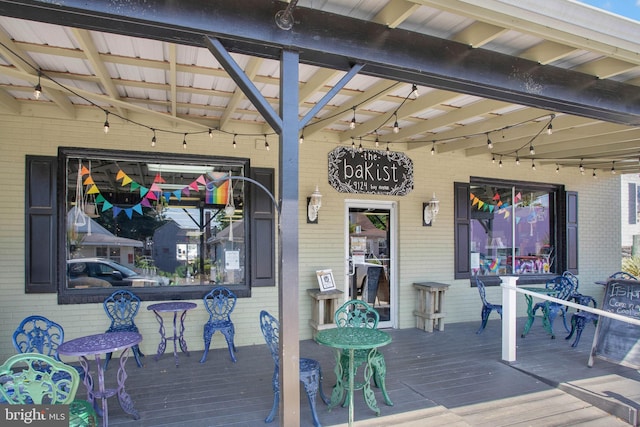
(588, 279, 640, 369)
(328, 146, 413, 195)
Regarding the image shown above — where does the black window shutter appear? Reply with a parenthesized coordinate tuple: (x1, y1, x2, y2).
(25, 155, 57, 293)
(566, 191, 579, 274)
(250, 167, 275, 287)
(454, 181, 471, 279)
(629, 183, 637, 225)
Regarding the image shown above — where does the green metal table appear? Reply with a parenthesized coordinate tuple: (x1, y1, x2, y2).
(315, 327, 391, 426)
(520, 286, 559, 338)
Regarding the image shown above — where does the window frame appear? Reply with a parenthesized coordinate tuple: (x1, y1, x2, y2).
(456, 177, 575, 286)
(56, 147, 254, 304)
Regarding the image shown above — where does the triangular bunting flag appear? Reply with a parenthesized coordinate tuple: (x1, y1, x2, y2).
(86, 185, 100, 195)
(130, 182, 140, 192)
(140, 198, 152, 208)
(196, 175, 207, 185)
(111, 205, 119, 216)
(132, 204, 143, 216)
(164, 192, 173, 202)
(154, 173, 166, 184)
(146, 191, 158, 201)
(515, 192, 522, 202)
(173, 190, 182, 201)
(149, 183, 162, 193)
(472, 197, 479, 207)
(121, 174, 132, 186)
(189, 181, 199, 191)
(478, 200, 484, 209)
(80, 165, 90, 176)
(140, 187, 149, 198)
(124, 208, 133, 219)
(493, 193, 501, 201)
(83, 176, 95, 185)
(95, 194, 105, 203)
(469, 192, 475, 200)
(116, 170, 126, 181)
(182, 187, 191, 196)
(488, 205, 495, 213)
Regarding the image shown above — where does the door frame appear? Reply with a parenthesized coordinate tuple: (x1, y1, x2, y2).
(344, 199, 398, 329)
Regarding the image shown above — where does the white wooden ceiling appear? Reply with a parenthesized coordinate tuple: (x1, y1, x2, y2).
(0, 0, 639, 173)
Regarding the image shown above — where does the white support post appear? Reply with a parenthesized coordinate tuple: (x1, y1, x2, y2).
(500, 276, 518, 362)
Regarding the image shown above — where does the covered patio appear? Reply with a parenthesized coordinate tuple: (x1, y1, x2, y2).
(102, 319, 638, 427)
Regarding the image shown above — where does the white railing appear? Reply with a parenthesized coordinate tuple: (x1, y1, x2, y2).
(499, 276, 640, 362)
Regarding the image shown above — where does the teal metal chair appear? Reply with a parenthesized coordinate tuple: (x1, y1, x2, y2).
(259, 310, 329, 427)
(334, 299, 393, 407)
(531, 276, 575, 338)
(0, 352, 98, 426)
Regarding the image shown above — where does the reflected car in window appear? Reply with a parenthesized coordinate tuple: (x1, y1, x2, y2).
(67, 258, 159, 288)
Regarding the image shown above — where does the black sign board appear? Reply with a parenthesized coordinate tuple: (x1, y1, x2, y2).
(328, 146, 413, 195)
(588, 279, 640, 369)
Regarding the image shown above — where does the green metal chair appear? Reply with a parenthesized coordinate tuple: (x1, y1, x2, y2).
(334, 299, 393, 407)
(0, 352, 98, 426)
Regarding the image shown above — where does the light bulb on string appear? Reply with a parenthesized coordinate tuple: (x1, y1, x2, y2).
(358, 138, 363, 153)
(515, 152, 520, 165)
(375, 134, 379, 148)
(499, 156, 503, 168)
(529, 144, 535, 155)
(486, 134, 493, 149)
(556, 164, 560, 174)
(299, 132, 304, 144)
(611, 162, 616, 174)
(547, 121, 553, 135)
(103, 112, 110, 134)
(531, 159, 536, 171)
(579, 159, 584, 174)
(208, 128, 213, 139)
(151, 129, 157, 147)
(351, 137, 355, 152)
(182, 133, 187, 150)
(264, 134, 270, 151)
(492, 154, 496, 164)
(411, 84, 419, 99)
(232, 134, 237, 149)
(430, 142, 435, 156)
(393, 113, 399, 134)
(592, 169, 597, 179)
(350, 107, 356, 130)
(34, 71, 42, 100)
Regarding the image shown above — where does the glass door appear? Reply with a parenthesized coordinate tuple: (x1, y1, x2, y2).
(345, 201, 396, 328)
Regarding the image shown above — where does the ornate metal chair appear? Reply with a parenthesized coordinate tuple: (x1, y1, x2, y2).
(532, 276, 575, 337)
(103, 290, 144, 369)
(609, 271, 638, 280)
(334, 299, 393, 407)
(0, 352, 98, 426)
(565, 295, 598, 347)
(200, 287, 237, 363)
(561, 271, 595, 306)
(475, 277, 503, 334)
(259, 310, 329, 427)
(12, 315, 84, 379)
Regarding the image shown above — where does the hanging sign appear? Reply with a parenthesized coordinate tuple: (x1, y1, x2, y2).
(328, 146, 413, 195)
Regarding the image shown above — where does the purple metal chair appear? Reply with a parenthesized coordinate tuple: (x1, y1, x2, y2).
(103, 290, 144, 369)
(201, 287, 237, 363)
(259, 310, 329, 427)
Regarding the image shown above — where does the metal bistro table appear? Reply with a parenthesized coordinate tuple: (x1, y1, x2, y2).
(519, 286, 559, 338)
(147, 301, 197, 366)
(58, 331, 142, 427)
(315, 327, 391, 426)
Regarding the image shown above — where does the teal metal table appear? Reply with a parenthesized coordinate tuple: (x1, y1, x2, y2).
(315, 327, 391, 426)
(520, 287, 559, 338)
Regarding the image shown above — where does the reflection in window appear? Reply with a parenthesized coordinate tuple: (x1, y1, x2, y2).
(470, 183, 555, 277)
(64, 151, 247, 290)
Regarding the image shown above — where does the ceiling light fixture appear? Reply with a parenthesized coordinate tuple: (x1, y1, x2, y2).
(274, 0, 298, 30)
(350, 107, 356, 130)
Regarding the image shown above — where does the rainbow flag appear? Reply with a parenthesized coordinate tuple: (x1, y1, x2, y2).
(206, 179, 230, 204)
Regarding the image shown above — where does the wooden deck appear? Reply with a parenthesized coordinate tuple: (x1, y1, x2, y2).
(101, 318, 639, 427)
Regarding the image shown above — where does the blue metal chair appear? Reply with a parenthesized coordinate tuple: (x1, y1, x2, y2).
(12, 315, 85, 380)
(201, 287, 237, 363)
(0, 352, 98, 427)
(334, 299, 393, 407)
(565, 295, 598, 347)
(475, 277, 503, 334)
(259, 310, 329, 427)
(103, 290, 144, 369)
(609, 271, 638, 280)
(532, 276, 575, 338)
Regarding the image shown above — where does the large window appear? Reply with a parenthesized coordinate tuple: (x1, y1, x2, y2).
(454, 178, 577, 285)
(30, 148, 275, 303)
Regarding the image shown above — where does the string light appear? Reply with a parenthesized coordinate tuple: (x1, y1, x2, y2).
(103, 111, 110, 134)
(592, 169, 597, 179)
(350, 107, 356, 130)
(393, 113, 399, 134)
(299, 132, 304, 144)
(515, 152, 520, 165)
(34, 71, 42, 100)
(182, 133, 187, 149)
(151, 129, 157, 147)
(232, 134, 237, 149)
(351, 137, 356, 152)
(579, 159, 584, 174)
(486, 134, 493, 149)
(430, 141, 435, 156)
(411, 84, 419, 99)
(375, 134, 379, 148)
(556, 164, 560, 174)
(386, 143, 390, 154)
(492, 154, 496, 164)
(531, 159, 536, 170)
(611, 161, 616, 174)
(264, 134, 270, 151)
(208, 128, 213, 139)
(499, 156, 503, 168)
(358, 137, 363, 153)
(529, 143, 535, 155)
(547, 121, 553, 135)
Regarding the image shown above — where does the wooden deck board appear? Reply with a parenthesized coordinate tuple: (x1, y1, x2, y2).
(97, 318, 638, 426)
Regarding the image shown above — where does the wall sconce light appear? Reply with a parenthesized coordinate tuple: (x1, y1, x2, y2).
(423, 193, 440, 226)
(307, 185, 322, 223)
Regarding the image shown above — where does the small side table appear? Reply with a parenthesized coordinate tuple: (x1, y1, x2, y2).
(307, 288, 343, 337)
(413, 282, 449, 332)
(147, 301, 197, 366)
